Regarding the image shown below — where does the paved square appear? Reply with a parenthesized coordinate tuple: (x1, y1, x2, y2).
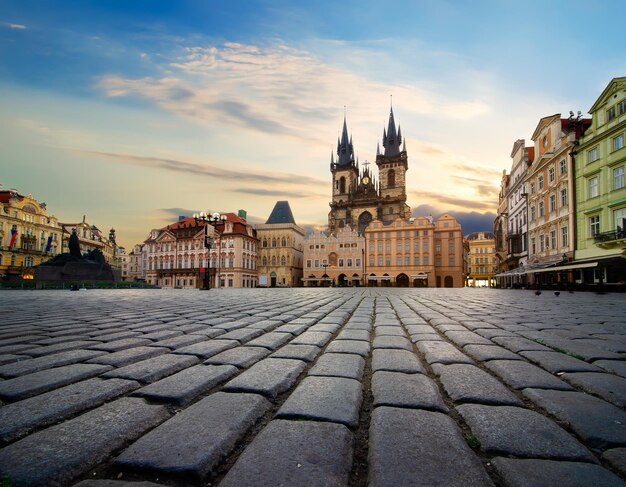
(0, 288, 625, 486)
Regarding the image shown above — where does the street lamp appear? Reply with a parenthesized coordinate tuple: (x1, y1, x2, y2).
(193, 211, 227, 290)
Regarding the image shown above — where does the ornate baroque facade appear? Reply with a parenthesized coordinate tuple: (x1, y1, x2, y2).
(0, 190, 62, 281)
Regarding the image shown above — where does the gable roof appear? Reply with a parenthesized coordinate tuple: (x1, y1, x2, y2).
(589, 77, 626, 113)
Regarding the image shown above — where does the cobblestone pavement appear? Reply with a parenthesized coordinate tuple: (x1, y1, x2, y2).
(0, 288, 625, 487)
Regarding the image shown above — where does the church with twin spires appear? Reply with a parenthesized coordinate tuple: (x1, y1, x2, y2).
(328, 106, 411, 235)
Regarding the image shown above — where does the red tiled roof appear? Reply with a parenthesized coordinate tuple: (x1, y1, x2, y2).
(0, 190, 23, 204)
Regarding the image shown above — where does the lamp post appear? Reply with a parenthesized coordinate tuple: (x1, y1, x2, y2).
(193, 211, 227, 290)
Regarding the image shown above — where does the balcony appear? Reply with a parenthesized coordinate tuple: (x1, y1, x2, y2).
(594, 228, 626, 248)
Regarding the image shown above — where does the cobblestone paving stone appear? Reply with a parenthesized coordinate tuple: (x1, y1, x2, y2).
(0, 288, 625, 486)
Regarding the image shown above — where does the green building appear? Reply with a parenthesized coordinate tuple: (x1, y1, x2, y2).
(574, 77, 626, 286)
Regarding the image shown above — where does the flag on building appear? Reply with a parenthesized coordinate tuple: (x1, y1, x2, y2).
(9, 226, 18, 248)
(45, 235, 53, 252)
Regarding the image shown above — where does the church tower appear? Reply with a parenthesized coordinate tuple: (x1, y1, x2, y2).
(328, 116, 359, 233)
(376, 106, 410, 222)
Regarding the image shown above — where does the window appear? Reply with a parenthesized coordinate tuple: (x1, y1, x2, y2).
(530, 182, 535, 194)
(538, 175, 544, 190)
(377, 242, 383, 252)
(559, 159, 567, 175)
(396, 242, 402, 251)
(531, 237, 536, 254)
(619, 100, 626, 116)
(614, 134, 625, 151)
(423, 242, 430, 251)
(369, 243, 374, 252)
(539, 235, 545, 252)
(280, 256, 286, 266)
(281, 237, 286, 246)
(561, 226, 568, 247)
(435, 242, 441, 252)
(588, 147, 599, 163)
(347, 258, 352, 267)
(414, 241, 419, 251)
(314, 259, 319, 268)
(538, 201, 544, 217)
(614, 166, 625, 190)
(388, 169, 395, 187)
(385, 242, 391, 252)
(449, 256, 455, 266)
(589, 215, 600, 237)
(549, 194, 556, 212)
(405, 256, 410, 266)
(405, 241, 410, 251)
(369, 256, 375, 266)
(396, 256, 402, 266)
(560, 188, 568, 207)
(435, 257, 442, 266)
(550, 230, 556, 250)
(378, 256, 383, 266)
(385, 257, 391, 266)
(607, 106, 616, 122)
(355, 258, 360, 267)
(338, 258, 344, 267)
(423, 255, 429, 265)
(263, 256, 268, 266)
(414, 255, 420, 265)
(588, 177, 599, 198)
(530, 206, 536, 221)
(548, 167, 555, 183)
(448, 243, 455, 252)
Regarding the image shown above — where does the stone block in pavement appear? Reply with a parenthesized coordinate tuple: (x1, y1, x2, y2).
(0, 354, 23, 365)
(603, 448, 626, 477)
(277, 376, 362, 427)
(87, 346, 169, 367)
(102, 354, 198, 383)
(405, 324, 435, 334)
(325, 339, 370, 357)
(335, 329, 370, 341)
(532, 336, 624, 362)
(291, 331, 333, 347)
(372, 336, 412, 351)
(0, 349, 107, 378)
(223, 358, 306, 399)
(274, 323, 309, 335)
(173, 339, 238, 359)
(74, 481, 168, 487)
(518, 350, 602, 374)
(522, 388, 626, 449)
(415, 341, 474, 365)
(140, 329, 182, 341)
(151, 334, 206, 350)
(371, 349, 426, 374)
(246, 332, 293, 350)
(114, 392, 270, 480)
(491, 457, 625, 487)
(0, 363, 112, 401)
(444, 331, 493, 347)
(463, 344, 522, 362)
(309, 353, 365, 380)
(410, 333, 444, 343)
(368, 407, 493, 487)
(204, 346, 271, 368)
(374, 326, 406, 337)
(491, 336, 552, 353)
(562, 371, 626, 408)
(0, 397, 169, 487)
(457, 404, 595, 461)
(485, 360, 573, 390)
(133, 364, 237, 405)
(220, 419, 353, 487)
(21, 340, 101, 357)
(89, 338, 153, 353)
(433, 364, 523, 406)
(271, 344, 321, 362)
(309, 323, 341, 334)
(0, 377, 139, 444)
(371, 371, 448, 412)
(218, 328, 264, 343)
(595, 360, 626, 378)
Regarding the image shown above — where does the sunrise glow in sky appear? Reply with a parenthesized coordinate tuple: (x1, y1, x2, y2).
(1, 1, 623, 248)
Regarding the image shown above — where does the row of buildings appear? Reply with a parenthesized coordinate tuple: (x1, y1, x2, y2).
(0, 189, 121, 281)
(494, 77, 626, 288)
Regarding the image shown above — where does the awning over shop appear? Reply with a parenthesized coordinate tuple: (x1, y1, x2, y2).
(527, 262, 598, 274)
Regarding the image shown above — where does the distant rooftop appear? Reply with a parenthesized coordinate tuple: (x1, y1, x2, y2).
(266, 201, 296, 224)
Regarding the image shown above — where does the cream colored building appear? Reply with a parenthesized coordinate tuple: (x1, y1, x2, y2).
(127, 243, 146, 281)
(303, 227, 365, 286)
(0, 189, 62, 281)
(466, 232, 496, 287)
(364, 215, 464, 287)
(256, 201, 305, 287)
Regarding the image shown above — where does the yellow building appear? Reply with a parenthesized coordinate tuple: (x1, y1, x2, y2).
(0, 189, 62, 281)
(364, 215, 464, 287)
(257, 201, 305, 287)
(303, 227, 365, 286)
(466, 232, 497, 287)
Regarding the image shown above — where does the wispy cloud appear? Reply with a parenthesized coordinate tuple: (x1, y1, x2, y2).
(230, 188, 325, 198)
(410, 190, 495, 211)
(2, 22, 27, 30)
(68, 148, 327, 187)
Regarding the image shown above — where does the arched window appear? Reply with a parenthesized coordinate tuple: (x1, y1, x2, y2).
(262, 256, 267, 265)
(263, 239, 268, 248)
(281, 237, 286, 246)
(388, 169, 395, 187)
(339, 176, 346, 194)
(281, 255, 286, 265)
(271, 256, 277, 265)
(272, 238, 277, 247)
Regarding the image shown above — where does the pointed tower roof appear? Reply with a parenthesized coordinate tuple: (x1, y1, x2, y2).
(337, 116, 354, 166)
(383, 106, 402, 157)
(266, 201, 296, 225)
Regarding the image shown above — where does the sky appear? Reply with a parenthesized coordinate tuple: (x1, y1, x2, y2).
(1, 0, 623, 249)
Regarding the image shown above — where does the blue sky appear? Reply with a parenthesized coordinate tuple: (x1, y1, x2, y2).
(1, 1, 623, 248)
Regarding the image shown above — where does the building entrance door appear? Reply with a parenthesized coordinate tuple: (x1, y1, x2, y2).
(270, 272, 277, 287)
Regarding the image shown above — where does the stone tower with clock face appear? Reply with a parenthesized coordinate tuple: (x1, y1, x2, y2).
(328, 107, 410, 235)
